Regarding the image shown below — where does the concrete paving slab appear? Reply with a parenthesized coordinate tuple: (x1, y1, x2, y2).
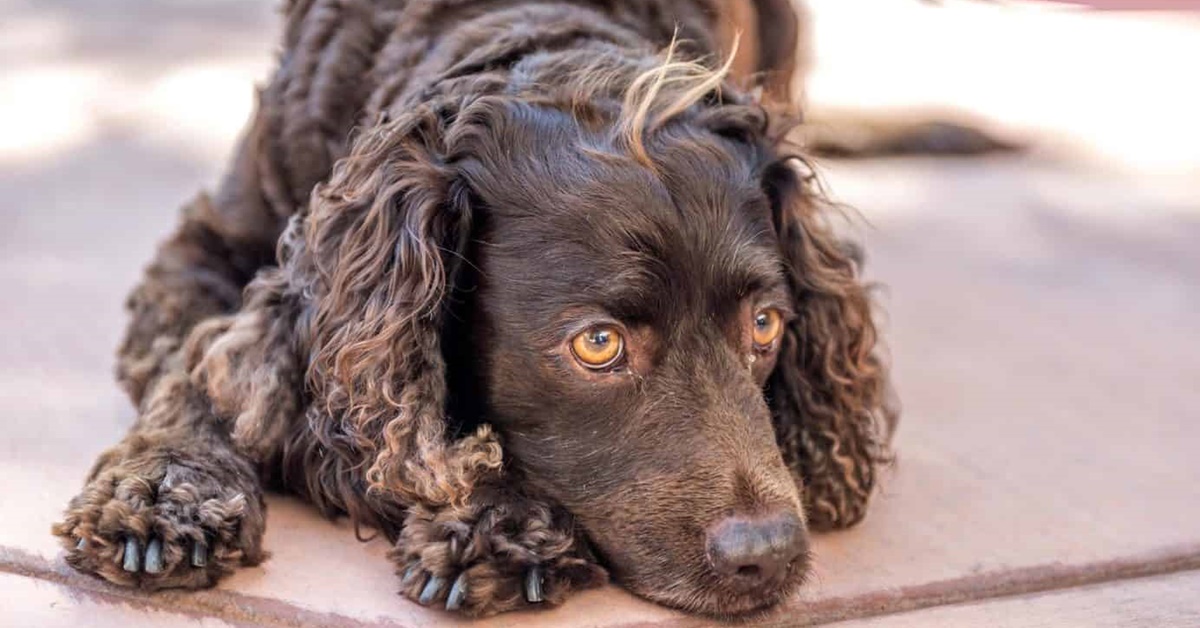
(825, 571, 1200, 628)
(0, 572, 233, 628)
(5, 152, 1199, 626)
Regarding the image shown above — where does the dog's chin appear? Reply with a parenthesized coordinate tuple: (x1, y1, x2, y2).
(630, 560, 809, 620)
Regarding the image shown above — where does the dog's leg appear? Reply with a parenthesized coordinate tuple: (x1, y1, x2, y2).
(54, 255, 309, 588)
(52, 362, 268, 589)
(116, 105, 288, 407)
(799, 108, 1022, 158)
(390, 485, 608, 617)
(56, 112, 293, 586)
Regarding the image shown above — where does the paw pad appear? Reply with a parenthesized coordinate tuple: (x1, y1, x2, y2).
(53, 457, 264, 590)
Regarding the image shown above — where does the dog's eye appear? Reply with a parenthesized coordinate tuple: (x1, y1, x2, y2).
(752, 308, 784, 348)
(571, 326, 624, 369)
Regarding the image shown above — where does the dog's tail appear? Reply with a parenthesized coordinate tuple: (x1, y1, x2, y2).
(798, 108, 1025, 158)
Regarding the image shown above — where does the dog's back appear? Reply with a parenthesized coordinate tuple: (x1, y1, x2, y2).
(213, 0, 798, 240)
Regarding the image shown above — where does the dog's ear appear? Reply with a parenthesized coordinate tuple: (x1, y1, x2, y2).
(761, 155, 897, 530)
(300, 102, 502, 513)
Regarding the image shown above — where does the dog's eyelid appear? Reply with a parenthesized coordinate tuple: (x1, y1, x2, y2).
(767, 301, 796, 321)
(558, 313, 627, 338)
(746, 286, 794, 318)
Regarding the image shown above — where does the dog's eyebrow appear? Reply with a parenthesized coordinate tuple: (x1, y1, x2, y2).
(722, 246, 789, 301)
(588, 251, 667, 321)
(715, 214, 789, 295)
(585, 233, 786, 323)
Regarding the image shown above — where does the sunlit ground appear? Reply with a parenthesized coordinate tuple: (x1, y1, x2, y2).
(1, 1, 1197, 179)
(807, 0, 1200, 175)
(800, 0, 1200, 225)
(0, 0, 1195, 238)
(0, 1, 273, 165)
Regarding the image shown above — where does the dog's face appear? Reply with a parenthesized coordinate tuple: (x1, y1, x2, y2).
(446, 103, 810, 614)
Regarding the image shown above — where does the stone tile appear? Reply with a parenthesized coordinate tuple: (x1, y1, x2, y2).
(776, 156, 1200, 620)
(825, 571, 1200, 628)
(6, 154, 1199, 627)
(0, 572, 233, 628)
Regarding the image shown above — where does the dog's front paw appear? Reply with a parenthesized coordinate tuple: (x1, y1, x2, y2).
(52, 446, 265, 590)
(391, 496, 607, 616)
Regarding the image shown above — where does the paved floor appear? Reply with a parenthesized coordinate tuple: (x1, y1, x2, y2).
(2, 1, 1198, 626)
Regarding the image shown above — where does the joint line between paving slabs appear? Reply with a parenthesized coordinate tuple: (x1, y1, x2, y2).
(5, 543, 1200, 627)
(0, 545, 391, 628)
(614, 542, 1200, 628)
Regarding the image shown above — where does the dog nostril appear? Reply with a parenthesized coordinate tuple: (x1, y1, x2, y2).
(736, 565, 761, 578)
(706, 510, 805, 588)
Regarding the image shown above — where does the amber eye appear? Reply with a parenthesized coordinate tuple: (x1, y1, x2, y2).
(752, 308, 784, 348)
(570, 326, 624, 369)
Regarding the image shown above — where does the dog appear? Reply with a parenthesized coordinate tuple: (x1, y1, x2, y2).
(53, 0, 895, 617)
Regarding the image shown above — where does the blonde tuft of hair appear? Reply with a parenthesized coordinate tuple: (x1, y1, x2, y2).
(619, 32, 740, 168)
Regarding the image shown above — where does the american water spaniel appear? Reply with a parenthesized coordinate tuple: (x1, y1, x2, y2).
(54, 0, 896, 617)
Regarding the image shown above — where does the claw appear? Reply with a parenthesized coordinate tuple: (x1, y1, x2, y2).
(446, 572, 468, 611)
(401, 563, 420, 587)
(122, 538, 141, 572)
(419, 575, 445, 605)
(191, 541, 208, 568)
(525, 566, 544, 603)
(144, 538, 164, 574)
(75, 538, 87, 551)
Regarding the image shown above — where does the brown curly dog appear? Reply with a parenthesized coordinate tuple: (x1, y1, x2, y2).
(53, 0, 896, 618)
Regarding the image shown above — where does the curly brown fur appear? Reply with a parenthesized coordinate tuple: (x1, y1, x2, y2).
(53, 369, 267, 590)
(763, 157, 898, 530)
(56, 0, 894, 618)
(391, 486, 607, 615)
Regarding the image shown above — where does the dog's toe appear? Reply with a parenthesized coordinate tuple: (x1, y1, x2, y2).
(190, 540, 209, 567)
(419, 575, 446, 605)
(53, 454, 264, 590)
(524, 565, 544, 603)
(144, 537, 164, 574)
(401, 562, 421, 586)
(446, 572, 469, 611)
(121, 537, 141, 572)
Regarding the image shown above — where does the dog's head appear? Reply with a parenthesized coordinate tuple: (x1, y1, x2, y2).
(297, 53, 891, 616)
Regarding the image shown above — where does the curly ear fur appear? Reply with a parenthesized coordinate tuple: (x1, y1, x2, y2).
(296, 102, 504, 517)
(186, 268, 304, 463)
(188, 101, 505, 538)
(763, 154, 897, 531)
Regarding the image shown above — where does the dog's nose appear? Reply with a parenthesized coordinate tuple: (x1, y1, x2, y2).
(706, 511, 806, 588)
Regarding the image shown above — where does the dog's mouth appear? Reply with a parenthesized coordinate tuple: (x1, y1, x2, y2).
(704, 552, 810, 618)
(618, 549, 811, 618)
(573, 488, 811, 617)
